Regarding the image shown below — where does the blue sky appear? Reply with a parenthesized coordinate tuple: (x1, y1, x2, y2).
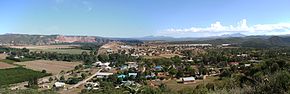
(1, 0, 290, 38)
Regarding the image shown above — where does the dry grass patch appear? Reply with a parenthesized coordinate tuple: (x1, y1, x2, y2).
(0, 54, 7, 60)
(159, 54, 181, 58)
(15, 60, 81, 75)
(0, 62, 16, 69)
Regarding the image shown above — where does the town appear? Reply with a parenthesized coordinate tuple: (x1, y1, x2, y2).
(1, 0, 290, 94)
(1, 38, 290, 94)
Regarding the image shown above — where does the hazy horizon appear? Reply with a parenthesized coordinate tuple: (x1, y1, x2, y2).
(1, 0, 290, 37)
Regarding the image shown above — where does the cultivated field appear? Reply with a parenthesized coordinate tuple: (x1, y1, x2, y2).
(30, 49, 89, 54)
(0, 62, 16, 69)
(15, 60, 81, 75)
(8, 45, 77, 49)
(8, 45, 89, 54)
(0, 67, 49, 87)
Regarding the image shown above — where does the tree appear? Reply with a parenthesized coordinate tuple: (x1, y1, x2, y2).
(59, 75, 65, 82)
(98, 54, 109, 62)
(41, 70, 47, 73)
(74, 66, 79, 70)
(49, 77, 53, 82)
(168, 68, 178, 77)
(220, 69, 232, 78)
(28, 77, 38, 89)
(81, 73, 87, 79)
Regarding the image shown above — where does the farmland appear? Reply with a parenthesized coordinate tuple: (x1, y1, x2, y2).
(15, 60, 81, 75)
(0, 67, 50, 87)
(0, 62, 16, 69)
(8, 45, 89, 54)
(30, 49, 89, 54)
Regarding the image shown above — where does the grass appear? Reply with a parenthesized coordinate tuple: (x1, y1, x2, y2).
(0, 59, 16, 64)
(0, 59, 23, 67)
(0, 67, 50, 87)
(30, 49, 90, 54)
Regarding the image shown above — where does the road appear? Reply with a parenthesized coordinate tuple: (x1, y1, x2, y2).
(69, 69, 102, 89)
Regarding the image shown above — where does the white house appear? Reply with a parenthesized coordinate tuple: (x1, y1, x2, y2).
(96, 72, 114, 78)
(54, 82, 65, 88)
(126, 62, 138, 69)
(94, 62, 111, 70)
(177, 77, 195, 84)
(245, 64, 251, 67)
(85, 82, 100, 90)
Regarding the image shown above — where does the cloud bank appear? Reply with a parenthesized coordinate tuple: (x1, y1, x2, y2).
(160, 19, 290, 37)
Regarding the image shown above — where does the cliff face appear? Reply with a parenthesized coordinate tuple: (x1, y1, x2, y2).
(55, 35, 96, 43)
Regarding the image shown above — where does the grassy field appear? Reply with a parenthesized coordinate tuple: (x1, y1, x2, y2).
(0, 59, 16, 64)
(0, 67, 50, 87)
(15, 60, 81, 75)
(30, 49, 89, 54)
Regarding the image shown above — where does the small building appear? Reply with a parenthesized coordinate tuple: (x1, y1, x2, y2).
(154, 66, 163, 71)
(222, 44, 231, 47)
(94, 62, 111, 70)
(126, 62, 138, 69)
(177, 77, 195, 84)
(244, 64, 251, 67)
(145, 73, 156, 79)
(229, 62, 239, 66)
(237, 54, 248, 57)
(100, 62, 110, 67)
(187, 59, 193, 62)
(39, 84, 50, 89)
(128, 73, 138, 77)
(156, 72, 169, 78)
(196, 74, 207, 80)
(119, 65, 128, 70)
(117, 74, 126, 78)
(54, 82, 65, 88)
(85, 82, 100, 90)
(96, 72, 114, 78)
(92, 61, 102, 66)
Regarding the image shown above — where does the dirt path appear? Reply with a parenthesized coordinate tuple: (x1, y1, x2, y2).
(69, 69, 102, 89)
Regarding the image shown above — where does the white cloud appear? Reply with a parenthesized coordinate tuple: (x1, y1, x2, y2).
(160, 19, 290, 36)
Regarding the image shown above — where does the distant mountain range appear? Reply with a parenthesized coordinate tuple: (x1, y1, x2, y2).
(167, 35, 290, 48)
(132, 33, 248, 41)
(1, 33, 290, 48)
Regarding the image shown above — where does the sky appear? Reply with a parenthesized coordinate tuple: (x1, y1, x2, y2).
(1, 0, 290, 38)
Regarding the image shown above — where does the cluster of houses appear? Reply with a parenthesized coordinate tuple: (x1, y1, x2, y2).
(102, 43, 214, 58)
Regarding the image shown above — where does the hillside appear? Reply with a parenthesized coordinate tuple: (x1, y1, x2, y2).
(168, 36, 290, 48)
(0, 34, 109, 45)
